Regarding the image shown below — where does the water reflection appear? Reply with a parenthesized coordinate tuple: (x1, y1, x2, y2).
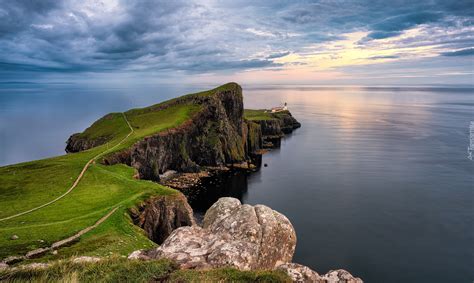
(1, 83, 473, 282)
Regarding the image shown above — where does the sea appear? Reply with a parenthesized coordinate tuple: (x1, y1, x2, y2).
(1, 82, 473, 282)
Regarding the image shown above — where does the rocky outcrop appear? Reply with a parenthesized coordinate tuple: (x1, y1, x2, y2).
(250, 111, 301, 149)
(66, 83, 299, 183)
(320, 269, 363, 283)
(65, 113, 119, 153)
(243, 121, 263, 157)
(278, 112, 301, 134)
(65, 133, 107, 153)
(100, 83, 268, 182)
(137, 197, 296, 270)
(129, 197, 362, 282)
(104, 84, 248, 181)
(277, 263, 363, 283)
(276, 263, 322, 282)
(129, 193, 195, 244)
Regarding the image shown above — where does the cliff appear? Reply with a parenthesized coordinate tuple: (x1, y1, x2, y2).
(66, 83, 300, 183)
(129, 194, 195, 244)
(244, 109, 301, 148)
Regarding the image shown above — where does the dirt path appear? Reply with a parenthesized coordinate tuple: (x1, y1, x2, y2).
(0, 113, 134, 222)
(2, 206, 119, 263)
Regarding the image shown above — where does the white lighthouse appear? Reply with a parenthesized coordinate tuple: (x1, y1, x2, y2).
(271, 102, 288, 113)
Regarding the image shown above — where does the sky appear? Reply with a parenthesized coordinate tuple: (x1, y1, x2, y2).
(0, 0, 473, 85)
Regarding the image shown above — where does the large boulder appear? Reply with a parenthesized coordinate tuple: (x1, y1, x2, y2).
(277, 263, 363, 283)
(320, 269, 363, 283)
(131, 197, 362, 282)
(145, 197, 296, 270)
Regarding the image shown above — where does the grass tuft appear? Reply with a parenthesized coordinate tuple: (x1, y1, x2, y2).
(0, 257, 290, 283)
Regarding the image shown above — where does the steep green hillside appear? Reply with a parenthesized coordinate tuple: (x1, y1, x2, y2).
(0, 257, 290, 282)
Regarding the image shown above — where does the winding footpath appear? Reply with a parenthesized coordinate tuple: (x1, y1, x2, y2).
(3, 207, 120, 263)
(0, 113, 134, 222)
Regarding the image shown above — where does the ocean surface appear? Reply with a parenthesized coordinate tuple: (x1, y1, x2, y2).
(1, 83, 473, 282)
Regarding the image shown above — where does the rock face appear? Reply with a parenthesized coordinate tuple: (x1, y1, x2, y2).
(254, 111, 301, 148)
(65, 113, 120, 153)
(65, 83, 300, 183)
(117, 86, 249, 181)
(129, 193, 195, 244)
(243, 120, 263, 157)
(320, 269, 363, 283)
(66, 83, 268, 182)
(143, 197, 296, 270)
(65, 133, 107, 153)
(277, 263, 363, 283)
(276, 263, 322, 282)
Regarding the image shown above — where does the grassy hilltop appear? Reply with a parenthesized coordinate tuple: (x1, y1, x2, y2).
(0, 83, 289, 282)
(244, 109, 293, 121)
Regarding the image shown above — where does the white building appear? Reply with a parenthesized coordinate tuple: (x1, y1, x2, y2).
(271, 102, 288, 113)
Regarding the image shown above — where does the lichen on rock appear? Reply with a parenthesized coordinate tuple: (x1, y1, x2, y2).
(130, 197, 362, 282)
(141, 197, 296, 270)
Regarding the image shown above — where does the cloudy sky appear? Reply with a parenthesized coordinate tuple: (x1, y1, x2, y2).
(0, 0, 473, 85)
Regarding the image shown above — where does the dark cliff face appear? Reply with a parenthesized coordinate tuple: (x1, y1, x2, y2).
(252, 111, 301, 148)
(65, 133, 106, 153)
(101, 84, 260, 181)
(129, 194, 195, 244)
(65, 83, 299, 182)
(243, 121, 263, 157)
(278, 112, 301, 134)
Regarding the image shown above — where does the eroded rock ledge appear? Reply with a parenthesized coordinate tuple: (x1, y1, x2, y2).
(129, 197, 362, 282)
(129, 193, 195, 244)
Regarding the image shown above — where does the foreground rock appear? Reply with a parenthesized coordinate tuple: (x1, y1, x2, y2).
(137, 197, 296, 270)
(277, 263, 362, 283)
(130, 197, 361, 282)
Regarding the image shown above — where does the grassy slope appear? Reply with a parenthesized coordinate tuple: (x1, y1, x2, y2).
(0, 84, 237, 260)
(243, 109, 291, 121)
(0, 257, 290, 282)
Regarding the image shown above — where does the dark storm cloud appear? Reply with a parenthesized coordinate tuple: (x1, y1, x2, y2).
(441, 48, 474, 56)
(280, 0, 473, 40)
(0, 0, 61, 37)
(366, 12, 441, 39)
(184, 59, 281, 72)
(367, 55, 400, 60)
(266, 51, 290, 59)
(0, 0, 472, 78)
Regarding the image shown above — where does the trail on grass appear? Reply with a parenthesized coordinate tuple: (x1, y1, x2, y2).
(3, 206, 119, 262)
(0, 113, 134, 222)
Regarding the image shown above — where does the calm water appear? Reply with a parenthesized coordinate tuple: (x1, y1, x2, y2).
(1, 83, 473, 282)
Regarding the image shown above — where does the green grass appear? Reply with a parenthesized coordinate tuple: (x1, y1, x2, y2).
(244, 109, 292, 122)
(0, 161, 176, 259)
(0, 257, 291, 282)
(170, 267, 291, 282)
(244, 109, 276, 121)
(0, 114, 180, 258)
(74, 113, 130, 142)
